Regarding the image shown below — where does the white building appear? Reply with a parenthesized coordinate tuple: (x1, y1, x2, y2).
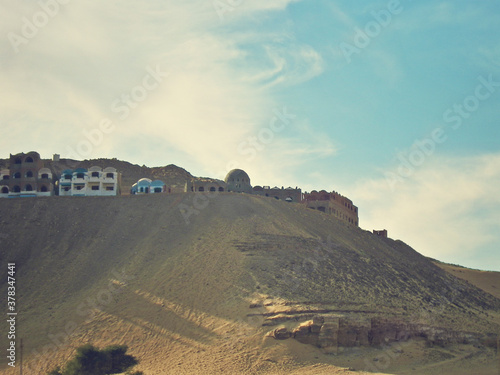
(130, 178, 166, 194)
(58, 167, 120, 196)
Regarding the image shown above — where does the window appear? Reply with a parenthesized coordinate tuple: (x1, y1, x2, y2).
(25, 156, 34, 163)
(106, 186, 114, 191)
(1, 187, 8, 194)
(76, 173, 84, 179)
(25, 184, 33, 191)
(218, 187, 224, 192)
(210, 187, 216, 192)
(92, 172, 99, 177)
(198, 187, 204, 192)
(40, 186, 48, 192)
(106, 173, 114, 179)
(14, 158, 22, 164)
(154, 187, 162, 193)
(64, 187, 70, 192)
(13, 172, 21, 179)
(64, 174, 72, 180)
(2, 175, 9, 180)
(41, 173, 49, 179)
(92, 186, 99, 191)
(76, 186, 83, 190)
(13, 185, 21, 192)
(26, 171, 34, 178)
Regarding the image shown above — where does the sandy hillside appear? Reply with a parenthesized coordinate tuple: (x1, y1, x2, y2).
(436, 262, 500, 300)
(0, 193, 499, 374)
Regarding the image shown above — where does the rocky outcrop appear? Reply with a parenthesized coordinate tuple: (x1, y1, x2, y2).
(267, 315, 487, 351)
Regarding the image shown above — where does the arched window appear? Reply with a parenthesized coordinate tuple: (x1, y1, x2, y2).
(210, 187, 216, 192)
(26, 171, 34, 178)
(13, 172, 21, 179)
(40, 186, 48, 192)
(25, 184, 33, 191)
(1, 186, 8, 194)
(41, 173, 49, 179)
(13, 186, 21, 193)
(198, 187, 204, 192)
(218, 187, 224, 192)
(25, 156, 34, 163)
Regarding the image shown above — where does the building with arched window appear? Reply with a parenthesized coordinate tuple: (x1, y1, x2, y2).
(0, 169, 10, 197)
(252, 185, 302, 203)
(225, 169, 252, 194)
(303, 190, 359, 226)
(131, 178, 168, 194)
(58, 166, 121, 196)
(0, 152, 54, 198)
(185, 178, 226, 194)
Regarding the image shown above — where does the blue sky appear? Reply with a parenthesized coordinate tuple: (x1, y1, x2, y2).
(1, 0, 499, 270)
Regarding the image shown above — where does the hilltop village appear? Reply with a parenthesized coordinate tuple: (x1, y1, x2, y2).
(0, 151, 359, 227)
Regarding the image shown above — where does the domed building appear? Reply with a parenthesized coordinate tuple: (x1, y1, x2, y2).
(224, 169, 252, 194)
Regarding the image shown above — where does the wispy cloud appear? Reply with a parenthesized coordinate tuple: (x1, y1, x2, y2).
(351, 153, 500, 270)
(0, 0, 335, 178)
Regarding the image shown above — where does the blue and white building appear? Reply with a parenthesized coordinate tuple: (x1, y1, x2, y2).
(59, 166, 120, 196)
(131, 178, 166, 194)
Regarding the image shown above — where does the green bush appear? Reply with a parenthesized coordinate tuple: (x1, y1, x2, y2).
(102, 345, 138, 373)
(47, 344, 140, 375)
(47, 367, 63, 375)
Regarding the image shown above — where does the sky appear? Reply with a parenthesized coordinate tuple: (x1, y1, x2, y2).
(1, 0, 499, 271)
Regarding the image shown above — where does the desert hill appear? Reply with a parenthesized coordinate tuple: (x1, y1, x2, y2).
(435, 261, 500, 301)
(0, 193, 499, 374)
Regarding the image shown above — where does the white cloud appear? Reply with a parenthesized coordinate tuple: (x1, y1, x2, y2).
(351, 153, 500, 269)
(0, 0, 335, 177)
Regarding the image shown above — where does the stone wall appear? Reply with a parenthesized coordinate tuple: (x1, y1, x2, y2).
(303, 190, 359, 226)
(268, 315, 487, 352)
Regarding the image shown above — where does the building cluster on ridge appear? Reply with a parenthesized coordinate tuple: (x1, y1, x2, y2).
(0, 152, 359, 227)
